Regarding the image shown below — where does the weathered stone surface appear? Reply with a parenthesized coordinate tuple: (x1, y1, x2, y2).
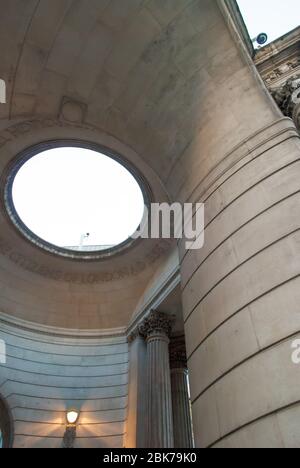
(0, 0, 299, 450)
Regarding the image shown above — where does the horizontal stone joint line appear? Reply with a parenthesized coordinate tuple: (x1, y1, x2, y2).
(181, 186, 300, 291)
(10, 406, 127, 414)
(174, 119, 298, 202)
(179, 156, 300, 268)
(0, 379, 128, 390)
(207, 399, 300, 448)
(13, 419, 125, 426)
(191, 327, 300, 406)
(187, 273, 300, 361)
(1, 362, 128, 379)
(0, 327, 127, 348)
(184, 228, 300, 324)
(2, 352, 129, 368)
(175, 135, 299, 256)
(3, 393, 128, 402)
(13, 433, 125, 440)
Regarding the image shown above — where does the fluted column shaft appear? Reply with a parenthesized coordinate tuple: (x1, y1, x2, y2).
(140, 311, 174, 448)
(170, 337, 194, 448)
(171, 368, 194, 448)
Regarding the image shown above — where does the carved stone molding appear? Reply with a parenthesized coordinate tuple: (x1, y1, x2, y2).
(139, 310, 175, 340)
(272, 75, 300, 130)
(0, 234, 172, 284)
(169, 335, 187, 370)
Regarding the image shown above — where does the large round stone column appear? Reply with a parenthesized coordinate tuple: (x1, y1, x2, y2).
(140, 311, 174, 448)
(170, 336, 194, 448)
(170, 0, 300, 449)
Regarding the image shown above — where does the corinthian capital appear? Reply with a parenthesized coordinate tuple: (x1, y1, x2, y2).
(273, 75, 300, 129)
(139, 310, 175, 339)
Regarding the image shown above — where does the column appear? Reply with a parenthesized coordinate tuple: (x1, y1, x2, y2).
(125, 329, 147, 448)
(175, 1, 300, 447)
(140, 311, 175, 448)
(170, 336, 194, 449)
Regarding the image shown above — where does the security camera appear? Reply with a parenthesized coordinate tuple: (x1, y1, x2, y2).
(252, 33, 268, 46)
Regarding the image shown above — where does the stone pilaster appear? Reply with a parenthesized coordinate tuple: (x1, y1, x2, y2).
(139, 311, 175, 448)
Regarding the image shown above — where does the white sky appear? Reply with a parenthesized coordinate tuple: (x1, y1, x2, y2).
(12, 148, 145, 249)
(238, 0, 300, 46)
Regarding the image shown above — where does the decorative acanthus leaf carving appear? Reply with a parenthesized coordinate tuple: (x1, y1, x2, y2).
(272, 74, 300, 129)
(139, 310, 175, 339)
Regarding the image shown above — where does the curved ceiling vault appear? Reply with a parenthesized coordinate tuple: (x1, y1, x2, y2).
(0, 0, 221, 186)
(0, 0, 227, 329)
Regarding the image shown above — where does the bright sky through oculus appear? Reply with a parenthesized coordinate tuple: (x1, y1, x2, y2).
(12, 147, 145, 250)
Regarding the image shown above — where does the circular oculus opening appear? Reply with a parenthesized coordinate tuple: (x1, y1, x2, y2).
(4, 143, 146, 259)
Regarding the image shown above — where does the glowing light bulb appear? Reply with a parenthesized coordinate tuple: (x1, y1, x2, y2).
(66, 410, 79, 425)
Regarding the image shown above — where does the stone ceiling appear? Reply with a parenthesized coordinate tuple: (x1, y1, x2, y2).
(0, 0, 255, 329)
(0, 0, 224, 188)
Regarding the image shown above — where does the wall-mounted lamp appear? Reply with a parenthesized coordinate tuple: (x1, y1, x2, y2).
(63, 409, 80, 448)
(66, 410, 80, 426)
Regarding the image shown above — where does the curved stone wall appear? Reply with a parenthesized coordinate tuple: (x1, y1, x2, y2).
(174, 2, 300, 449)
(0, 315, 128, 448)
